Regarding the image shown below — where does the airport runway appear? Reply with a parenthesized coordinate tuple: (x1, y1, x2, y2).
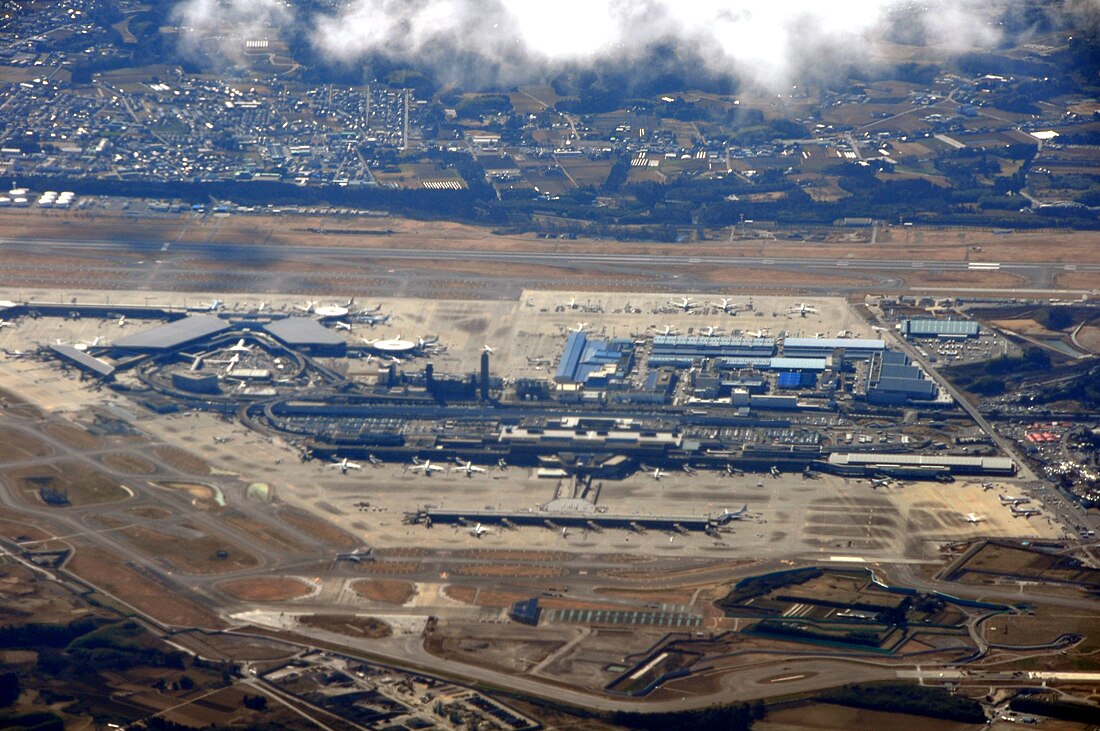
(1, 237, 1097, 297)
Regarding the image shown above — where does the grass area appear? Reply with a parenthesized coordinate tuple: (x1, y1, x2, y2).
(350, 579, 416, 605)
(218, 577, 312, 602)
(6, 462, 130, 506)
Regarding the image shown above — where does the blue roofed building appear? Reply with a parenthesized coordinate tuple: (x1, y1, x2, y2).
(555, 332, 635, 387)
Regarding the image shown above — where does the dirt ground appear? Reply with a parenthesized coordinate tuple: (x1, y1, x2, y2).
(217, 577, 312, 602)
(350, 579, 416, 605)
(66, 544, 224, 627)
(153, 445, 211, 475)
(5, 462, 131, 506)
(276, 506, 360, 549)
(0, 428, 52, 460)
(100, 453, 158, 474)
(117, 524, 258, 574)
(297, 614, 392, 639)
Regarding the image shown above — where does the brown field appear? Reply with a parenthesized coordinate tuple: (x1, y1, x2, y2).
(442, 585, 478, 604)
(217, 577, 312, 602)
(101, 452, 158, 475)
(153, 481, 221, 510)
(0, 515, 52, 543)
(5, 462, 130, 506)
(298, 614, 392, 639)
(42, 421, 103, 450)
(603, 559, 754, 581)
(451, 564, 568, 578)
(990, 318, 1060, 337)
(153, 445, 211, 475)
(353, 561, 421, 575)
(276, 507, 359, 549)
(66, 545, 224, 627)
(0, 388, 43, 419)
(1074, 325, 1100, 355)
(0, 428, 52, 461)
(126, 506, 172, 520)
(117, 524, 258, 574)
(1056, 271, 1100, 290)
(595, 586, 702, 606)
(350, 579, 416, 605)
(224, 514, 307, 552)
(452, 549, 569, 562)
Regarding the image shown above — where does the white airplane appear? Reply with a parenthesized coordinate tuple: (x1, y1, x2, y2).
(561, 526, 569, 538)
(569, 322, 589, 334)
(200, 299, 224, 311)
(788, 302, 818, 317)
(256, 301, 268, 312)
(770, 465, 781, 477)
(228, 338, 252, 352)
(964, 513, 985, 524)
(713, 505, 749, 525)
(1011, 504, 1041, 518)
(367, 454, 383, 467)
(73, 336, 101, 352)
(712, 298, 742, 313)
(328, 457, 362, 474)
(999, 495, 1030, 505)
(982, 482, 996, 491)
(295, 301, 316, 313)
(566, 297, 578, 309)
(333, 321, 353, 331)
(656, 325, 678, 336)
(483, 344, 494, 354)
(408, 459, 445, 474)
(454, 460, 486, 477)
(640, 466, 665, 480)
(700, 326, 723, 337)
(743, 328, 770, 338)
(669, 297, 696, 311)
(117, 315, 127, 327)
(470, 523, 491, 538)
(337, 547, 374, 562)
(870, 477, 892, 489)
(0, 319, 12, 329)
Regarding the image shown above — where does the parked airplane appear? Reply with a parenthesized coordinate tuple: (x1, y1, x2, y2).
(409, 459, 445, 474)
(982, 482, 996, 491)
(1011, 504, 1041, 518)
(483, 344, 494, 354)
(73, 337, 101, 352)
(743, 328, 769, 338)
(964, 513, 985, 524)
(712, 298, 741, 313)
(999, 495, 1030, 505)
(328, 458, 362, 474)
(788, 302, 819, 317)
(700, 326, 724, 337)
(333, 321, 353, 331)
(655, 325, 678, 336)
(569, 322, 589, 333)
(770, 465, 781, 477)
(295, 301, 317, 313)
(0, 319, 12, 329)
(228, 338, 252, 352)
(870, 477, 892, 489)
(712, 505, 750, 525)
(367, 454, 383, 467)
(470, 523, 491, 538)
(454, 460, 486, 477)
(641, 465, 665, 480)
(198, 299, 223, 311)
(360, 313, 391, 326)
(117, 315, 127, 327)
(669, 297, 696, 311)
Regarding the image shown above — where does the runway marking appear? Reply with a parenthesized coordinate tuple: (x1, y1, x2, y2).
(769, 674, 808, 683)
(828, 556, 867, 563)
